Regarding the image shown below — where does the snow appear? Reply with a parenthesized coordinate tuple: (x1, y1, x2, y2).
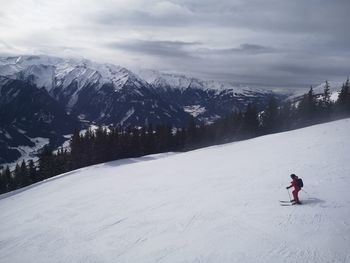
(17, 128, 26, 134)
(3, 130, 12, 139)
(119, 108, 135, 126)
(0, 55, 148, 108)
(201, 115, 221, 125)
(287, 81, 344, 101)
(7, 137, 49, 169)
(53, 135, 72, 154)
(18, 64, 56, 90)
(183, 105, 206, 117)
(136, 68, 272, 95)
(79, 125, 111, 136)
(1, 119, 350, 262)
(330, 91, 340, 102)
(1, 55, 274, 102)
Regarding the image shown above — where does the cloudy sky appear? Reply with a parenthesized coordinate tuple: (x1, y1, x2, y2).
(0, 0, 349, 89)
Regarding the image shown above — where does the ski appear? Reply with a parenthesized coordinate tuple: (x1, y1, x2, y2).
(280, 201, 302, 206)
(279, 200, 296, 206)
(280, 203, 295, 206)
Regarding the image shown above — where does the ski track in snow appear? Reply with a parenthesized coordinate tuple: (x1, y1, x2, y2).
(1, 119, 350, 262)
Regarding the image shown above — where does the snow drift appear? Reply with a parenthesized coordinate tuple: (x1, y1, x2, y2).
(1, 119, 350, 262)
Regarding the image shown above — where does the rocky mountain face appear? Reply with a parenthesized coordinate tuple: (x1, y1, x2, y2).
(1, 56, 192, 126)
(148, 74, 276, 123)
(0, 76, 79, 164)
(0, 55, 283, 165)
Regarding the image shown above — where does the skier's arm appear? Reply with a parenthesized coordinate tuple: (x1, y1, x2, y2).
(287, 180, 297, 189)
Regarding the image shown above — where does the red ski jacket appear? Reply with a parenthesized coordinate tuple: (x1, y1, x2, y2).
(290, 177, 301, 190)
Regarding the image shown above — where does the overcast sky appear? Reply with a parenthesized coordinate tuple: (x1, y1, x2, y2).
(0, 0, 349, 89)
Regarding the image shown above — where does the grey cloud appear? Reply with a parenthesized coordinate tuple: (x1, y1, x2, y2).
(95, 11, 189, 27)
(271, 61, 350, 80)
(198, 44, 277, 56)
(1, 0, 349, 90)
(108, 40, 275, 59)
(107, 40, 200, 58)
(91, 0, 350, 36)
(95, 0, 350, 89)
(175, 0, 350, 31)
(238, 44, 271, 52)
(93, 1, 194, 28)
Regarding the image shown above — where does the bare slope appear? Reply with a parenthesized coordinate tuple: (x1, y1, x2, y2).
(1, 119, 350, 262)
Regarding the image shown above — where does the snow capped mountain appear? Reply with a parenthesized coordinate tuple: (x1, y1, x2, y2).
(0, 54, 285, 165)
(0, 55, 129, 89)
(0, 55, 146, 107)
(1, 55, 271, 97)
(137, 68, 270, 94)
(0, 55, 281, 128)
(1, 119, 350, 262)
(136, 69, 278, 123)
(0, 56, 188, 165)
(0, 55, 191, 127)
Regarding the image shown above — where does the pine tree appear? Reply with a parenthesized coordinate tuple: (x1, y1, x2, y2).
(28, 159, 38, 184)
(38, 145, 55, 179)
(138, 127, 147, 155)
(262, 96, 279, 133)
(323, 81, 331, 105)
(337, 78, 350, 114)
(0, 168, 6, 194)
(70, 129, 83, 169)
(298, 86, 317, 124)
(279, 100, 293, 130)
(110, 127, 121, 160)
(186, 116, 197, 149)
(145, 125, 156, 154)
(174, 128, 186, 151)
(241, 103, 259, 138)
(12, 163, 21, 189)
(1, 166, 11, 193)
(232, 111, 243, 139)
(82, 128, 94, 166)
(320, 81, 332, 118)
(93, 126, 109, 164)
(20, 160, 30, 187)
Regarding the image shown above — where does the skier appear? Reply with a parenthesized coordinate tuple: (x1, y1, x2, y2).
(286, 174, 302, 204)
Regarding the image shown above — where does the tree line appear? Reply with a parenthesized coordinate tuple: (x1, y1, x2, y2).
(1, 79, 350, 194)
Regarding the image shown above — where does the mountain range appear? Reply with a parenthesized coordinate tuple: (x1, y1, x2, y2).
(1, 54, 333, 166)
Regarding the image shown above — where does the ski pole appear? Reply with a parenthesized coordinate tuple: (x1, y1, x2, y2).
(301, 189, 309, 196)
(286, 188, 292, 201)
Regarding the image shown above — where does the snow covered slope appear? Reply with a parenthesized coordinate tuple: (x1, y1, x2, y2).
(1, 119, 350, 262)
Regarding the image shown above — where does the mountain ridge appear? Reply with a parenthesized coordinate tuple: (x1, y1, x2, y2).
(0, 54, 329, 166)
(0, 54, 279, 127)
